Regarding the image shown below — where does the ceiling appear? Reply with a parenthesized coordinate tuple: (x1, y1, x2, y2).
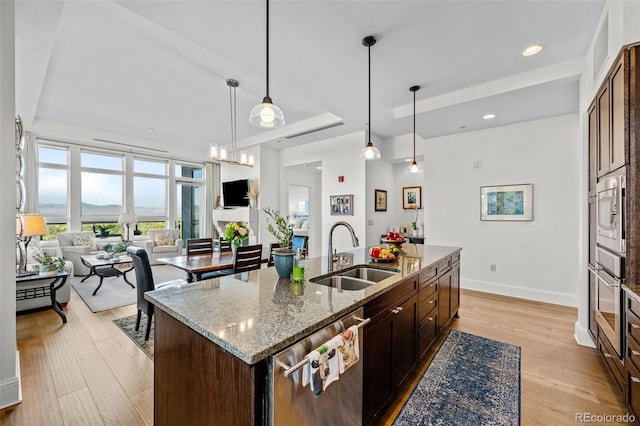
(15, 1, 604, 157)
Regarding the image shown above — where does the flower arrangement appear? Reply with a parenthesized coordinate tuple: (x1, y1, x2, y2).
(263, 207, 293, 250)
(225, 221, 249, 247)
(247, 179, 259, 202)
(410, 205, 419, 230)
(33, 252, 66, 271)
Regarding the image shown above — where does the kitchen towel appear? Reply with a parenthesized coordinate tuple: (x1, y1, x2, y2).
(301, 321, 344, 387)
(307, 336, 341, 397)
(322, 336, 341, 390)
(337, 325, 360, 373)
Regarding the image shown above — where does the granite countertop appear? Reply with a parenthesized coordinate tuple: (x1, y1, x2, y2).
(145, 244, 460, 365)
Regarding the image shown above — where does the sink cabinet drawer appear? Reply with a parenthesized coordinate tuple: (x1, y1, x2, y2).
(365, 278, 418, 321)
(419, 276, 437, 298)
(419, 290, 438, 324)
(419, 265, 437, 283)
(418, 308, 438, 360)
(437, 257, 452, 274)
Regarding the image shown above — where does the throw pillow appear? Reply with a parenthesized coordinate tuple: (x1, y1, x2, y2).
(72, 234, 97, 250)
(154, 232, 175, 246)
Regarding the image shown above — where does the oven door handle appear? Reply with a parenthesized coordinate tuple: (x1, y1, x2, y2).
(595, 268, 621, 288)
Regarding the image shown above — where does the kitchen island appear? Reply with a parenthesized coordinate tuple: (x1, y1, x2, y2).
(146, 244, 461, 425)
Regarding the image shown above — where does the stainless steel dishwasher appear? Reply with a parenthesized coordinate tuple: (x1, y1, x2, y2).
(268, 307, 368, 426)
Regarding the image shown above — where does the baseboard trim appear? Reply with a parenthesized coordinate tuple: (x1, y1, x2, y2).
(0, 351, 22, 409)
(461, 278, 578, 307)
(574, 321, 596, 348)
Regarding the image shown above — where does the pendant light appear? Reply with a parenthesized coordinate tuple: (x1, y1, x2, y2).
(210, 79, 253, 167)
(249, 0, 285, 129)
(360, 35, 381, 160)
(409, 85, 420, 173)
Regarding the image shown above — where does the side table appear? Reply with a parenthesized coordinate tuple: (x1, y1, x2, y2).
(16, 272, 69, 323)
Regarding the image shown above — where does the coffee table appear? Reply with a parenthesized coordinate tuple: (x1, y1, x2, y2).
(80, 254, 135, 295)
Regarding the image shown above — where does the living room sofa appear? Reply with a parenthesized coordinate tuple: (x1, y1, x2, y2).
(135, 229, 184, 265)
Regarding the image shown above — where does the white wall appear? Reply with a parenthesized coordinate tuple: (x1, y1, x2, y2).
(424, 114, 581, 307)
(1, 0, 21, 409)
(365, 158, 395, 246)
(392, 164, 425, 234)
(281, 132, 366, 258)
(283, 167, 322, 257)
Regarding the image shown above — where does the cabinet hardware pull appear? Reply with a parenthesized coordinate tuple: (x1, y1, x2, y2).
(632, 376, 640, 383)
(427, 317, 434, 321)
(633, 350, 640, 357)
(632, 324, 640, 329)
(395, 306, 403, 312)
(428, 300, 434, 304)
(391, 308, 399, 314)
(604, 353, 613, 358)
(280, 315, 371, 377)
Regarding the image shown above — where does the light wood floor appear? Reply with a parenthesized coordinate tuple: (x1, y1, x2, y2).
(0, 288, 627, 425)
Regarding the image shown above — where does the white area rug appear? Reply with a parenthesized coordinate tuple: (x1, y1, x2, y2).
(71, 264, 188, 312)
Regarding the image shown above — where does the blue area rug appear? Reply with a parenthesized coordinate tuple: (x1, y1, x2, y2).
(393, 329, 521, 426)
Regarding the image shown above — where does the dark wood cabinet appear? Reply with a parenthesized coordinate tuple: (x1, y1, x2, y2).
(363, 285, 418, 425)
(438, 270, 451, 330)
(595, 52, 628, 179)
(450, 261, 460, 317)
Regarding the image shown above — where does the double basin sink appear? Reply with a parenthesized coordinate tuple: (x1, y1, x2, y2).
(310, 266, 399, 291)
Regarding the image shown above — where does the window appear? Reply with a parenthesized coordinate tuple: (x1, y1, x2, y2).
(134, 158, 168, 223)
(80, 150, 124, 220)
(38, 145, 69, 240)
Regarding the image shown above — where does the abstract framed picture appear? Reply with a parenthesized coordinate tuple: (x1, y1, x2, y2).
(402, 186, 422, 209)
(330, 194, 354, 216)
(480, 184, 533, 221)
(375, 189, 387, 211)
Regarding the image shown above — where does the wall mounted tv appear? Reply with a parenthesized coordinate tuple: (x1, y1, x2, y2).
(222, 179, 250, 207)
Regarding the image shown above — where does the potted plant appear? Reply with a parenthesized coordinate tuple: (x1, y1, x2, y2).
(263, 207, 295, 278)
(96, 225, 110, 237)
(103, 241, 132, 256)
(33, 252, 66, 274)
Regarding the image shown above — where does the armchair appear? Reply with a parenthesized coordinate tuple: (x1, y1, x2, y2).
(136, 229, 184, 265)
(57, 232, 97, 276)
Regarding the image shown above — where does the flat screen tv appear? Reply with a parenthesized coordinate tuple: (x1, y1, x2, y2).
(222, 179, 250, 207)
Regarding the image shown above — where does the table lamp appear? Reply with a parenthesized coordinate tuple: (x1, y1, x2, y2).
(16, 213, 48, 276)
(118, 212, 137, 242)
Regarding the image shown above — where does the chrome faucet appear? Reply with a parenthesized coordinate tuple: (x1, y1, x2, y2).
(327, 221, 359, 271)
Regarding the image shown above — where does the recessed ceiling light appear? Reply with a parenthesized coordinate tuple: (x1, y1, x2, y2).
(483, 114, 496, 120)
(146, 128, 156, 133)
(522, 45, 543, 57)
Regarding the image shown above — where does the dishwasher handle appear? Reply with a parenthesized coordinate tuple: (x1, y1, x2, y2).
(281, 315, 371, 378)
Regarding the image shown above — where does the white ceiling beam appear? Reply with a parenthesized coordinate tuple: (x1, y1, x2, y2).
(394, 57, 585, 119)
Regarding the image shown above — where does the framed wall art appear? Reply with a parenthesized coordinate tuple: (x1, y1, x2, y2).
(402, 186, 422, 209)
(375, 189, 387, 211)
(480, 183, 533, 221)
(330, 194, 353, 216)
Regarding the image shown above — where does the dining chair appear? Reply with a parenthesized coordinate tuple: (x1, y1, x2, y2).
(219, 238, 232, 254)
(186, 238, 214, 256)
(126, 246, 157, 341)
(233, 244, 263, 273)
(268, 243, 281, 267)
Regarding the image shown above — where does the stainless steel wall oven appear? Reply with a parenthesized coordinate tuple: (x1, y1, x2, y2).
(594, 167, 626, 356)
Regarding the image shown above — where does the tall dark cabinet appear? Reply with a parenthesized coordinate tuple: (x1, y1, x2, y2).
(588, 42, 640, 417)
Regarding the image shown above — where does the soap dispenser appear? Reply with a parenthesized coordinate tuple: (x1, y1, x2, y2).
(292, 248, 306, 282)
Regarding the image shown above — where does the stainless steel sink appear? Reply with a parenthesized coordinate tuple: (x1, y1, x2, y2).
(336, 267, 397, 282)
(310, 275, 375, 291)
(310, 266, 399, 290)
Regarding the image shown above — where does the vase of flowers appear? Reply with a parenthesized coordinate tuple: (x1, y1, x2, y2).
(34, 252, 66, 274)
(247, 179, 259, 209)
(410, 206, 419, 236)
(263, 207, 295, 278)
(225, 221, 249, 255)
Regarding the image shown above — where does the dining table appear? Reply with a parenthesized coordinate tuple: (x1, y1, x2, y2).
(157, 252, 234, 283)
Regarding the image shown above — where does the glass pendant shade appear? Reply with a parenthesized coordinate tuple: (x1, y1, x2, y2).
(249, 98, 285, 128)
(409, 161, 418, 173)
(360, 141, 381, 160)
